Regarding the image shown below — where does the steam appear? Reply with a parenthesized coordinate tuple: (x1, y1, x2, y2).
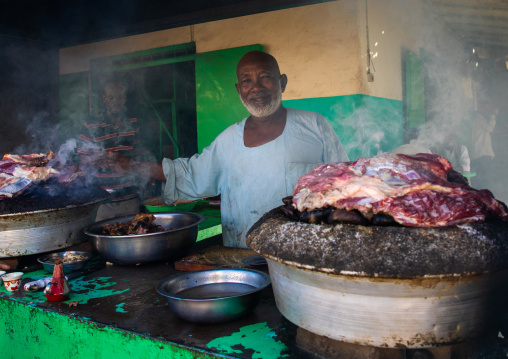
(335, 106, 386, 160)
(11, 111, 60, 155)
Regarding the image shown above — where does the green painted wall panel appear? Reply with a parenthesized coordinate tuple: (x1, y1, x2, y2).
(283, 95, 404, 161)
(195, 45, 262, 152)
(405, 51, 425, 129)
(0, 299, 223, 359)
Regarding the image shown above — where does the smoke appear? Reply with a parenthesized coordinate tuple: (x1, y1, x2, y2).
(370, 0, 507, 202)
(10, 111, 60, 155)
(415, 57, 472, 151)
(337, 107, 386, 159)
(330, 94, 404, 161)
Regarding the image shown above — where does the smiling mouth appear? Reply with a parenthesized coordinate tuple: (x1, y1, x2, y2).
(249, 95, 269, 105)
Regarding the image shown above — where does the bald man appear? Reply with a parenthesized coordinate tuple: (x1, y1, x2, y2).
(160, 51, 348, 248)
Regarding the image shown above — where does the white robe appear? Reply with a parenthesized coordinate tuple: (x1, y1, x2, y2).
(162, 108, 349, 248)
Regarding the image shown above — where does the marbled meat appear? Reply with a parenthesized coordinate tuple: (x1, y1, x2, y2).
(102, 213, 167, 235)
(0, 151, 83, 200)
(292, 153, 508, 227)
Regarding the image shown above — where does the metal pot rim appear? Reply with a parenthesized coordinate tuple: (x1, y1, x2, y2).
(156, 268, 271, 301)
(0, 192, 109, 218)
(260, 253, 493, 279)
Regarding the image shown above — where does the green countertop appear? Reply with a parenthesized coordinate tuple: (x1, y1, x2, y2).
(144, 199, 222, 242)
(194, 201, 222, 241)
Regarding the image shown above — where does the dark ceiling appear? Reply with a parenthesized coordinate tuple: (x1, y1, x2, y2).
(0, 0, 326, 48)
(1, 0, 506, 55)
(429, 0, 508, 54)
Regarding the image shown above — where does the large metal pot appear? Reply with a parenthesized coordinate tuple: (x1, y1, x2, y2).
(247, 207, 508, 348)
(266, 258, 507, 349)
(84, 212, 205, 265)
(0, 194, 108, 258)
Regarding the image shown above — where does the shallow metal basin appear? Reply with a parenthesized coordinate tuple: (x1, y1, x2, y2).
(84, 212, 205, 265)
(157, 268, 271, 324)
(37, 251, 93, 273)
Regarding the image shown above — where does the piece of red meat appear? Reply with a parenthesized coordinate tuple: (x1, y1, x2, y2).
(372, 189, 506, 227)
(292, 153, 508, 227)
(0, 151, 60, 200)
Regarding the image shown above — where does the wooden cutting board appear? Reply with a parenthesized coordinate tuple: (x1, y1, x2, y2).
(174, 245, 261, 271)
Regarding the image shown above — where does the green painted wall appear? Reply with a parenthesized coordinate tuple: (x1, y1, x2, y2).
(0, 299, 221, 359)
(283, 95, 404, 161)
(195, 45, 262, 152)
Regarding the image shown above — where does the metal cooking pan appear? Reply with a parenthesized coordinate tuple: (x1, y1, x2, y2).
(0, 190, 109, 258)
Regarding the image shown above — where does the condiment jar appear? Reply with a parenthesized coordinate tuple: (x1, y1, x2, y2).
(44, 263, 71, 301)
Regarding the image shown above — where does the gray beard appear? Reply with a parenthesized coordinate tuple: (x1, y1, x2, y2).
(241, 89, 282, 118)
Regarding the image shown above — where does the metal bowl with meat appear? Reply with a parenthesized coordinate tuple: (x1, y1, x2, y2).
(84, 212, 205, 265)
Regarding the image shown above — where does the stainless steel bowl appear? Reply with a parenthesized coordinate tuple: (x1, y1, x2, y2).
(37, 251, 93, 273)
(156, 268, 271, 324)
(83, 212, 205, 265)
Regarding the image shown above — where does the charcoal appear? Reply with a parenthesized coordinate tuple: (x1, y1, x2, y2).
(0, 178, 109, 215)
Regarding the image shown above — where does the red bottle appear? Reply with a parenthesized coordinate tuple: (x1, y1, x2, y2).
(44, 263, 71, 301)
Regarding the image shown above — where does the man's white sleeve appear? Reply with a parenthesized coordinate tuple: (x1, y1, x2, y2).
(161, 141, 223, 204)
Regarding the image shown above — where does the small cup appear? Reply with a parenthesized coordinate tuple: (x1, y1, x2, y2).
(2, 272, 23, 292)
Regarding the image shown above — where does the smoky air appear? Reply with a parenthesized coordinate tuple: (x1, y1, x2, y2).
(0, 0, 506, 203)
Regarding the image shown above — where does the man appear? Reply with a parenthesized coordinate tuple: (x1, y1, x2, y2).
(77, 79, 143, 221)
(151, 51, 348, 248)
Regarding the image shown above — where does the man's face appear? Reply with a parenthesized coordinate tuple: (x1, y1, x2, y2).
(235, 57, 287, 118)
(103, 83, 127, 117)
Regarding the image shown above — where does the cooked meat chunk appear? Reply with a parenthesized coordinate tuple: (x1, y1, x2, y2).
(101, 213, 167, 235)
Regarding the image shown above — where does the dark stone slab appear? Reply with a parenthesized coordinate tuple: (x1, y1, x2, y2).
(247, 208, 508, 277)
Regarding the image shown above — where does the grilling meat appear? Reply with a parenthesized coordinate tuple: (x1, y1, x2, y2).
(2, 152, 55, 167)
(248, 153, 508, 277)
(102, 213, 167, 235)
(287, 153, 508, 227)
(0, 151, 84, 200)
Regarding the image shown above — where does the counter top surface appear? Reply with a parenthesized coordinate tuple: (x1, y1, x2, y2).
(2, 236, 508, 358)
(1, 236, 301, 358)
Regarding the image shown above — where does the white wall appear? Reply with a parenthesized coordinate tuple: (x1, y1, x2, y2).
(59, 26, 192, 75)
(193, 0, 362, 100)
(356, 0, 473, 102)
(60, 0, 474, 104)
